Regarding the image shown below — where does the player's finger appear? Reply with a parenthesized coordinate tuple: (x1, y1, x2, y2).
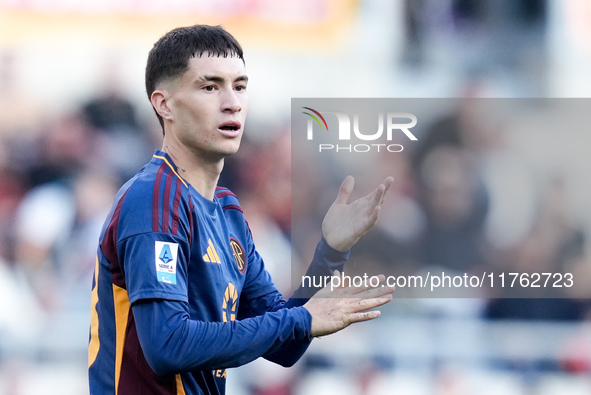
(344, 310, 382, 324)
(373, 176, 394, 205)
(333, 175, 355, 205)
(347, 286, 395, 304)
(326, 270, 349, 292)
(379, 176, 394, 204)
(369, 183, 386, 208)
(335, 274, 390, 297)
(362, 205, 381, 232)
(367, 176, 394, 208)
(344, 295, 392, 317)
(336, 273, 385, 295)
(333, 270, 341, 281)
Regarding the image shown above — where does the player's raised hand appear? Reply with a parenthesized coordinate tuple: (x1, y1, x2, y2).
(322, 176, 394, 252)
(304, 271, 394, 337)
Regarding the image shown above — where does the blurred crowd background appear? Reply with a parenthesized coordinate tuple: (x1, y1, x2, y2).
(2, 0, 591, 394)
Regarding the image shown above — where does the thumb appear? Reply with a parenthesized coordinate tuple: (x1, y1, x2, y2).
(332, 270, 345, 290)
(334, 176, 355, 205)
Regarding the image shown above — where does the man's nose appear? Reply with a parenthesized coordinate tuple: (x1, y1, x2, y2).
(221, 89, 242, 113)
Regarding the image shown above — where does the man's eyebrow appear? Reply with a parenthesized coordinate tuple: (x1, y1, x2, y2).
(199, 75, 248, 83)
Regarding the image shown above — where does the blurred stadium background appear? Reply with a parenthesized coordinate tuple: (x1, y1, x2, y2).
(2, 0, 591, 394)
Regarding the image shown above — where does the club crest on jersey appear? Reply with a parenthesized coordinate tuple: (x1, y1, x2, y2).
(230, 238, 246, 273)
(155, 241, 179, 284)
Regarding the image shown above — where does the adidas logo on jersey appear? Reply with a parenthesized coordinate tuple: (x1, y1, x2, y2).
(203, 239, 221, 264)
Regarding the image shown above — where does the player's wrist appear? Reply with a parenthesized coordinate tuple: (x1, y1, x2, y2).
(319, 236, 351, 258)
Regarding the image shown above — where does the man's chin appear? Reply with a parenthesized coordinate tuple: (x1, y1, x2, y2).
(209, 144, 241, 161)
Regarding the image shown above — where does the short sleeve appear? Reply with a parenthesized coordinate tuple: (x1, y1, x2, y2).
(118, 232, 190, 305)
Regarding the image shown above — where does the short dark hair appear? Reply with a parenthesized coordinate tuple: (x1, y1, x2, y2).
(145, 25, 244, 131)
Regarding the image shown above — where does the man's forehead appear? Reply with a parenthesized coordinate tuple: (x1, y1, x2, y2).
(158, 53, 246, 89)
(193, 50, 243, 60)
(187, 53, 246, 74)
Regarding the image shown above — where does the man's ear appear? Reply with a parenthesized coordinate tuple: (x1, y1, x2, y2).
(151, 89, 173, 121)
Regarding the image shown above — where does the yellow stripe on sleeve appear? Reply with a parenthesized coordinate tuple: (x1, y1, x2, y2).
(88, 256, 101, 367)
(113, 284, 130, 395)
(176, 374, 186, 395)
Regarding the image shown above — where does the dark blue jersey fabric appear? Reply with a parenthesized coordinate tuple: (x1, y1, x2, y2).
(88, 150, 348, 395)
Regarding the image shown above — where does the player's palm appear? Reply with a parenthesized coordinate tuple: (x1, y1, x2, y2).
(305, 271, 394, 337)
(322, 176, 393, 252)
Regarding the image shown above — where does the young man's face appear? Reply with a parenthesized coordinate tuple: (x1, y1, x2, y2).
(164, 53, 248, 161)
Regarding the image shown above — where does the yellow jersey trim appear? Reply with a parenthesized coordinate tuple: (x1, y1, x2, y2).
(88, 256, 101, 367)
(153, 154, 188, 188)
(113, 284, 130, 395)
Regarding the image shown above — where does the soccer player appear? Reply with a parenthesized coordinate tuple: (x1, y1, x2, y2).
(88, 24, 394, 395)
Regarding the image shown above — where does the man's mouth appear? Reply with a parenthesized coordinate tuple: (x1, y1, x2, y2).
(218, 121, 242, 137)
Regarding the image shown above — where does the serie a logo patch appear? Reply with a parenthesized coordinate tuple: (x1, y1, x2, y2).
(155, 241, 179, 284)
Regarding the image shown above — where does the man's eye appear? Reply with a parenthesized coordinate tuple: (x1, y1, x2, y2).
(235, 85, 246, 92)
(204, 85, 216, 92)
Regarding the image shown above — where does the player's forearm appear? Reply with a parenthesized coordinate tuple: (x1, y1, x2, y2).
(238, 237, 350, 320)
(238, 238, 349, 321)
(132, 299, 312, 376)
(262, 337, 311, 367)
(290, 237, 349, 300)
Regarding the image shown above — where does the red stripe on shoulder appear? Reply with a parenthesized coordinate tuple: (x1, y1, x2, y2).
(152, 164, 166, 232)
(171, 178, 182, 236)
(216, 190, 237, 198)
(215, 186, 237, 198)
(215, 188, 237, 199)
(101, 190, 129, 289)
(222, 204, 243, 213)
(188, 196, 194, 244)
(162, 172, 173, 233)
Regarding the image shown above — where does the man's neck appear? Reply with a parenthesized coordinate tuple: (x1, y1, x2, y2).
(161, 144, 223, 201)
